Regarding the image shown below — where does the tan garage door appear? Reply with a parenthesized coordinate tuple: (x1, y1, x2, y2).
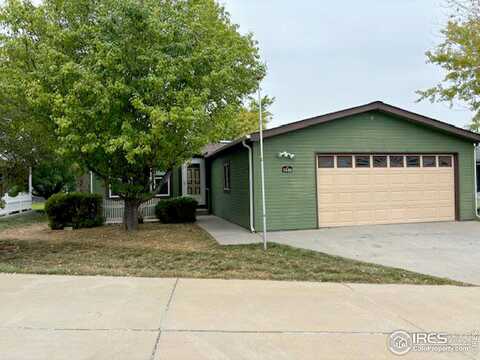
(317, 154, 455, 227)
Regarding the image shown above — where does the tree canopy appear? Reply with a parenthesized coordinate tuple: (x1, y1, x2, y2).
(417, 0, 480, 130)
(0, 0, 266, 229)
(221, 95, 274, 140)
(32, 158, 77, 200)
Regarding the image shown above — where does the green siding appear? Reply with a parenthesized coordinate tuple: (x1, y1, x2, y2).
(252, 111, 476, 231)
(210, 146, 250, 228)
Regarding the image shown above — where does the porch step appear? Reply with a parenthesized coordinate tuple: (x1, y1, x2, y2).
(196, 208, 209, 216)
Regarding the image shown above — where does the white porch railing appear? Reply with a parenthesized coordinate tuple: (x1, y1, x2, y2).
(103, 198, 161, 224)
(0, 192, 33, 217)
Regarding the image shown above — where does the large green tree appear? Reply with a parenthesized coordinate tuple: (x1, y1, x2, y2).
(418, 0, 480, 130)
(0, 0, 265, 230)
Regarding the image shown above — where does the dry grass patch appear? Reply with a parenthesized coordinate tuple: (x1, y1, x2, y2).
(0, 213, 467, 285)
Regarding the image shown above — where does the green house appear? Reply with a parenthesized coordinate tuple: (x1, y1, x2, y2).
(85, 101, 480, 229)
(206, 101, 480, 231)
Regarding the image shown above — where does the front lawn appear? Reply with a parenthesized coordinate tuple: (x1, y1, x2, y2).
(0, 211, 47, 231)
(0, 213, 465, 285)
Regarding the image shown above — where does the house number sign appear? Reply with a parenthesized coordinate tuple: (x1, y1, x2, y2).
(282, 165, 293, 174)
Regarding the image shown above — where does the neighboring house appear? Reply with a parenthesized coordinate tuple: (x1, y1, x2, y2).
(86, 101, 480, 229)
(206, 101, 480, 231)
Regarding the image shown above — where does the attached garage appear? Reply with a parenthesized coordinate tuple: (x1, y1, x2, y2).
(206, 101, 480, 231)
(316, 154, 456, 227)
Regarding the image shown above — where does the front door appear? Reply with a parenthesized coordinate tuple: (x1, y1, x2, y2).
(182, 158, 206, 205)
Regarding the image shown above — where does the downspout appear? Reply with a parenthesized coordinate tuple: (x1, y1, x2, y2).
(475, 144, 480, 219)
(90, 171, 94, 194)
(242, 137, 255, 232)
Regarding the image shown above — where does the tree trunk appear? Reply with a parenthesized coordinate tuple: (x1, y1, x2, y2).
(124, 199, 140, 232)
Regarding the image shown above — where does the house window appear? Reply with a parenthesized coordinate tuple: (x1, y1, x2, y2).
(355, 155, 370, 168)
(337, 156, 352, 168)
(390, 155, 404, 168)
(422, 156, 436, 168)
(439, 156, 453, 168)
(152, 170, 170, 197)
(373, 156, 388, 168)
(223, 162, 231, 191)
(406, 156, 420, 167)
(318, 156, 334, 168)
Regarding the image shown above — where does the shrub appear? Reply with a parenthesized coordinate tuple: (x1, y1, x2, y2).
(155, 197, 198, 223)
(45, 192, 104, 230)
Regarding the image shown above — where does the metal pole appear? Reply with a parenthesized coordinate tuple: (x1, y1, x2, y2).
(28, 167, 32, 196)
(258, 87, 267, 250)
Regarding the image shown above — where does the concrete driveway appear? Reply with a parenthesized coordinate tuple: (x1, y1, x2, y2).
(2, 274, 480, 359)
(268, 221, 480, 285)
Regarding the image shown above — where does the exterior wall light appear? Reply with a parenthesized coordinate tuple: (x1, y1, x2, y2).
(278, 151, 295, 159)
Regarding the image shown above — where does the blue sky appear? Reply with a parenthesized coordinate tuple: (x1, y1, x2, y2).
(222, 0, 474, 129)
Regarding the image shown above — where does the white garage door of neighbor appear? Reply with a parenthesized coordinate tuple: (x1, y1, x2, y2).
(316, 154, 455, 227)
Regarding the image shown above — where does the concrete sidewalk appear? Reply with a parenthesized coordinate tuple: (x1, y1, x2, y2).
(1, 274, 479, 359)
(197, 215, 261, 245)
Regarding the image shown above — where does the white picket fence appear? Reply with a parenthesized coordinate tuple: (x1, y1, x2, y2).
(0, 193, 33, 217)
(103, 198, 161, 224)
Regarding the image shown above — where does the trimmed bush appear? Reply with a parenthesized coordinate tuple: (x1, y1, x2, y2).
(45, 192, 104, 230)
(155, 197, 198, 223)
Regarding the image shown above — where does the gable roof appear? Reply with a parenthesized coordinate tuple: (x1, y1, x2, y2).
(250, 101, 480, 142)
(206, 101, 480, 158)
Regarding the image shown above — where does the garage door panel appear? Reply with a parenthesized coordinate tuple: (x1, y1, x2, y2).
(390, 174, 405, 185)
(317, 154, 455, 227)
(423, 190, 438, 201)
(373, 191, 389, 202)
(407, 174, 423, 184)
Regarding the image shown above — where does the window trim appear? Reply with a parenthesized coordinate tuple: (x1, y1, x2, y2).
(373, 155, 388, 168)
(318, 155, 335, 168)
(422, 155, 437, 168)
(389, 155, 405, 168)
(439, 155, 453, 168)
(152, 170, 171, 197)
(354, 155, 371, 168)
(406, 155, 421, 168)
(337, 155, 353, 168)
(223, 161, 231, 192)
(107, 176, 123, 199)
(314, 153, 456, 171)
(108, 183, 121, 199)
